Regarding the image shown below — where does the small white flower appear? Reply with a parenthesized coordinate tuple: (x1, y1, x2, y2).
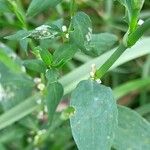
(36, 99, 42, 105)
(90, 72, 95, 78)
(44, 105, 48, 113)
(27, 137, 32, 143)
(88, 27, 92, 33)
(62, 25, 67, 32)
(46, 69, 49, 73)
(37, 129, 46, 135)
(34, 135, 39, 145)
(9, 53, 17, 60)
(96, 79, 102, 84)
(37, 83, 45, 91)
(138, 19, 144, 25)
(34, 129, 46, 144)
(90, 64, 96, 78)
(21, 66, 26, 73)
(65, 33, 69, 39)
(37, 111, 44, 119)
(34, 77, 41, 84)
(91, 64, 96, 73)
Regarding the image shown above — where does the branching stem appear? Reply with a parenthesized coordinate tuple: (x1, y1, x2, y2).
(95, 18, 150, 79)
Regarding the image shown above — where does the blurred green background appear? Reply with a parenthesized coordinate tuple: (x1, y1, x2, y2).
(0, 0, 150, 149)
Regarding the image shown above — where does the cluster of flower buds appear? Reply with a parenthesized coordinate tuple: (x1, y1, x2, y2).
(62, 25, 69, 39)
(90, 64, 101, 84)
(33, 129, 47, 145)
(34, 77, 45, 91)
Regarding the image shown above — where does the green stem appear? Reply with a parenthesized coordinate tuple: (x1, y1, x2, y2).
(70, 0, 76, 17)
(7, 0, 27, 29)
(127, 18, 150, 46)
(95, 43, 127, 79)
(104, 0, 113, 21)
(68, 0, 77, 34)
(95, 18, 150, 79)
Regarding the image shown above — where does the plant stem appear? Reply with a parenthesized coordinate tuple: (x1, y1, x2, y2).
(95, 43, 126, 79)
(7, 0, 27, 29)
(68, 0, 77, 33)
(70, 0, 76, 17)
(95, 18, 150, 79)
(127, 18, 150, 46)
(104, 0, 113, 21)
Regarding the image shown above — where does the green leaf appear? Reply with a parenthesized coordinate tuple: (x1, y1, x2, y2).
(19, 38, 29, 53)
(85, 33, 118, 56)
(70, 12, 92, 50)
(36, 46, 53, 67)
(113, 105, 150, 150)
(0, 62, 34, 110)
(23, 59, 47, 73)
(27, 0, 62, 17)
(0, 43, 34, 110)
(118, 0, 144, 32)
(4, 30, 31, 40)
(53, 43, 78, 67)
(0, 0, 10, 13)
(70, 80, 118, 150)
(45, 68, 59, 83)
(5, 25, 60, 41)
(46, 82, 63, 124)
(30, 25, 60, 40)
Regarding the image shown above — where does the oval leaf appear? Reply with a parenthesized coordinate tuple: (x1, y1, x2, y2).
(46, 68, 59, 83)
(70, 80, 118, 150)
(46, 82, 63, 124)
(36, 46, 53, 66)
(53, 43, 78, 67)
(4, 30, 31, 41)
(85, 33, 118, 56)
(70, 12, 92, 50)
(27, 0, 62, 17)
(23, 59, 47, 73)
(113, 105, 150, 150)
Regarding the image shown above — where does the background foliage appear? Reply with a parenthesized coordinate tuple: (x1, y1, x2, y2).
(0, 0, 150, 150)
